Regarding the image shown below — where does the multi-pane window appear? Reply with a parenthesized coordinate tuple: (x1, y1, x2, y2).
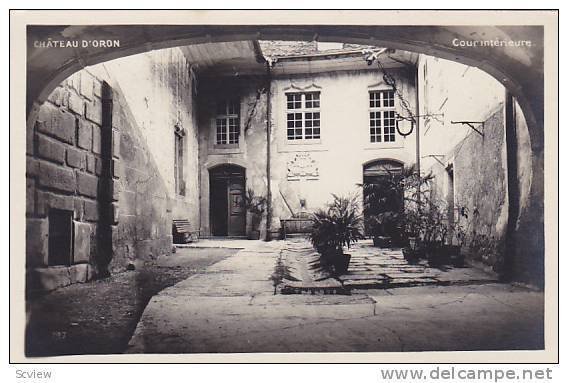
(369, 90, 396, 143)
(216, 99, 240, 145)
(286, 92, 321, 141)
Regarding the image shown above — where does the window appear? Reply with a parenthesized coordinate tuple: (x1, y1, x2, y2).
(174, 125, 185, 196)
(369, 90, 396, 143)
(286, 92, 321, 141)
(216, 99, 240, 145)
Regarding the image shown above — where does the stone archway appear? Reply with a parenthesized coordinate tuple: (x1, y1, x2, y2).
(24, 22, 548, 287)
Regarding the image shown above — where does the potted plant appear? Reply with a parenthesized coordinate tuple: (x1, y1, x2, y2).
(360, 168, 408, 248)
(449, 206, 470, 267)
(309, 194, 364, 274)
(243, 188, 267, 240)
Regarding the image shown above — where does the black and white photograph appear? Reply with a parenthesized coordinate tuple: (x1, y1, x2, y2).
(9, 9, 558, 364)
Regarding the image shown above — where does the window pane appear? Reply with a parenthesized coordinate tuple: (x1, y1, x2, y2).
(228, 117, 240, 144)
(370, 92, 380, 108)
(216, 118, 227, 144)
(313, 127, 320, 138)
(383, 91, 395, 107)
(305, 92, 320, 108)
(287, 93, 301, 109)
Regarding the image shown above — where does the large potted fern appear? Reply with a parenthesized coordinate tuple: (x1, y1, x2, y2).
(244, 188, 267, 240)
(309, 194, 364, 274)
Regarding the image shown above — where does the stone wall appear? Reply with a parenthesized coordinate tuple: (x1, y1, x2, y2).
(26, 48, 200, 291)
(94, 49, 200, 272)
(419, 54, 540, 280)
(26, 71, 107, 291)
(452, 107, 508, 272)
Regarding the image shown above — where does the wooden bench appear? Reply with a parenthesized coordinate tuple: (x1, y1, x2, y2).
(172, 219, 200, 244)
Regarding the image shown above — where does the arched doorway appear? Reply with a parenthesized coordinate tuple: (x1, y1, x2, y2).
(209, 164, 246, 237)
(362, 159, 405, 243)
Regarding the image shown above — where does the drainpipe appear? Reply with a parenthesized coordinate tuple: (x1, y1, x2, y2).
(415, 64, 421, 204)
(265, 61, 272, 241)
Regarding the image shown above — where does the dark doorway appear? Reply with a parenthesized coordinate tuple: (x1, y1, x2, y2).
(362, 160, 405, 242)
(209, 165, 246, 237)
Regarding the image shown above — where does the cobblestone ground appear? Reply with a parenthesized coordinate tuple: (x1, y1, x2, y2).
(127, 239, 544, 355)
(280, 239, 499, 293)
(25, 247, 238, 357)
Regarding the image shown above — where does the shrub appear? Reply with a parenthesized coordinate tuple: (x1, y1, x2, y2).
(309, 194, 364, 257)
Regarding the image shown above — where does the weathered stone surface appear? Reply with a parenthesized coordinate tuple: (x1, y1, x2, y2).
(26, 157, 40, 177)
(73, 197, 84, 220)
(112, 159, 121, 179)
(112, 130, 120, 158)
(93, 80, 102, 98)
(92, 124, 101, 154)
(36, 104, 76, 144)
(69, 263, 95, 284)
(95, 157, 103, 176)
(80, 73, 94, 100)
(110, 179, 121, 201)
(36, 190, 75, 216)
(26, 178, 35, 214)
(66, 146, 86, 169)
(77, 172, 98, 198)
(67, 90, 85, 115)
(37, 134, 66, 164)
(26, 122, 35, 155)
(29, 266, 71, 291)
(73, 221, 91, 263)
(26, 218, 48, 267)
(38, 161, 76, 193)
(83, 199, 99, 222)
(47, 86, 65, 106)
(86, 154, 96, 174)
(111, 202, 119, 224)
(78, 120, 93, 150)
(120, 190, 136, 215)
(85, 98, 102, 125)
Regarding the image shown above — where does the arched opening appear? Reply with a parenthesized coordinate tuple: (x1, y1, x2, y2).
(208, 164, 246, 237)
(362, 159, 405, 245)
(23, 24, 546, 289)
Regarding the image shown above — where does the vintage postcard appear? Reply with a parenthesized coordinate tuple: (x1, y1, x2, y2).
(9, 10, 559, 363)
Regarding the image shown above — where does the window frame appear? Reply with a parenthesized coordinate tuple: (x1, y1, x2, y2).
(369, 89, 397, 144)
(215, 99, 241, 148)
(285, 91, 321, 143)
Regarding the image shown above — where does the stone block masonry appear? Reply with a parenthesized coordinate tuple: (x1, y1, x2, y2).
(26, 70, 117, 292)
(26, 48, 200, 292)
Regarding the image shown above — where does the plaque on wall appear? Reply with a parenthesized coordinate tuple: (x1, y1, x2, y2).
(287, 153, 319, 181)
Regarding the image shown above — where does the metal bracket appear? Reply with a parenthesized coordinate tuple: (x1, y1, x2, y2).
(450, 121, 484, 137)
(422, 154, 446, 167)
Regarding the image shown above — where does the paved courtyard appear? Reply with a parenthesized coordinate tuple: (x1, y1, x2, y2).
(126, 239, 544, 354)
(280, 238, 498, 293)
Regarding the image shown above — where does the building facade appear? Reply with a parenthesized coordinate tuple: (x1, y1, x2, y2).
(25, 40, 541, 292)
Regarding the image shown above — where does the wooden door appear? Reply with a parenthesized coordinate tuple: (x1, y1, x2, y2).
(227, 181, 245, 236)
